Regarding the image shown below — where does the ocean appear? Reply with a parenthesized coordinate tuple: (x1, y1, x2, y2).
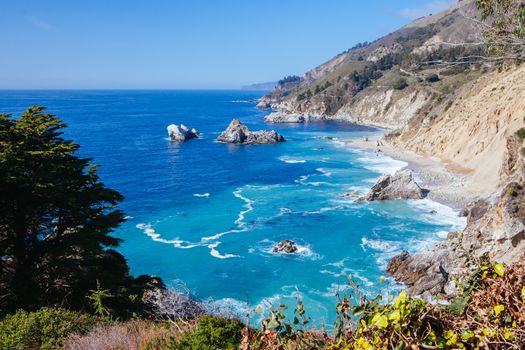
(0, 90, 465, 327)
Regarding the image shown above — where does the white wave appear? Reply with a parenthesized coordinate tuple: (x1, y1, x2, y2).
(279, 156, 307, 164)
(295, 244, 321, 259)
(360, 237, 398, 252)
(207, 242, 240, 259)
(193, 193, 210, 198)
(305, 181, 332, 187)
(204, 297, 248, 318)
(295, 174, 312, 184)
(277, 204, 345, 217)
(136, 223, 202, 249)
(407, 198, 466, 231)
(123, 215, 134, 220)
(320, 267, 352, 277)
(201, 187, 255, 242)
(316, 168, 333, 177)
(349, 148, 408, 175)
(325, 258, 349, 268)
(436, 230, 449, 239)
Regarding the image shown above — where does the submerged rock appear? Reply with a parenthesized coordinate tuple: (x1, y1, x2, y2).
(167, 124, 199, 142)
(273, 240, 298, 254)
(364, 169, 425, 201)
(217, 119, 285, 144)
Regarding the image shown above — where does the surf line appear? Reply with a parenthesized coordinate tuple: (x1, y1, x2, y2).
(138, 186, 256, 259)
(200, 186, 255, 242)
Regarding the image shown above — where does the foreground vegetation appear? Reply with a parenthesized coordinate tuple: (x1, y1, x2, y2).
(1, 254, 524, 349)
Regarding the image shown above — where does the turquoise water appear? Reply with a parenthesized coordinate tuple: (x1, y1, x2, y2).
(0, 90, 464, 327)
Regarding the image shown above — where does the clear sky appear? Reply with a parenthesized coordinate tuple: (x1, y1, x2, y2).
(1, 0, 456, 89)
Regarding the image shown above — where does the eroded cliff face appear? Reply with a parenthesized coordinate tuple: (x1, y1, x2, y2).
(390, 66, 525, 196)
(264, 83, 436, 129)
(386, 66, 525, 296)
(329, 87, 433, 128)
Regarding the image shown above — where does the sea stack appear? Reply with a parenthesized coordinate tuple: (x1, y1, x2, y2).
(217, 119, 285, 144)
(167, 124, 199, 142)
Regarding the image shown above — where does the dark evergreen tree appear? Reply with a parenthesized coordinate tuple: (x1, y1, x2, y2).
(0, 107, 160, 317)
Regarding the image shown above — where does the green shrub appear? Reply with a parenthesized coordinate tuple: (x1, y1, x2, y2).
(0, 308, 102, 350)
(177, 315, 244, 350)
(515, 127, 525, 139)
(393, 78, 408, 90)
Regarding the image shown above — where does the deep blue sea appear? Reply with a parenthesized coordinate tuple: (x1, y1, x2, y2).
(0, 90, 465, 327)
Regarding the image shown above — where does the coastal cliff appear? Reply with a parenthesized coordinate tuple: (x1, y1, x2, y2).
(260, 0, 525, 298)
(385, 81, 525, 296)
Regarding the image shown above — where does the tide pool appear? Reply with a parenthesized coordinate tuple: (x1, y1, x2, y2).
(0, 90, 465, 327)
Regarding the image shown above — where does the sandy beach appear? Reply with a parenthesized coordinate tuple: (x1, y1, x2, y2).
(345, 134, 481, 210)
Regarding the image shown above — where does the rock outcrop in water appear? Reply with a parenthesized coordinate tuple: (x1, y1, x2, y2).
(365, 169, 425, 201)
(167, 124, 199, 142)
(217, 119, 285, 144)
(272, 240, 298, 254)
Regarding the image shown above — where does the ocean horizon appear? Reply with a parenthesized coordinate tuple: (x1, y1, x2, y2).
(0, 89, 465, 327)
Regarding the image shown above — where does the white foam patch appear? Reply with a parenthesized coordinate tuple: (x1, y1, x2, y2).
(207, 242, 240, 259)
(357, 152, 408, 175)
(193, 193, 210, 198)
(204, 298, 248, 318)
(295, 174, 337, 187)
(136, 223, 202, 249)
(325, 258, 349, 268)
(316, 168, 333, 177)
(255, 239, 323, 261)
(360, 237, 397, 252)
(279, 156, 307, 164)
(406, 198, 466, 231)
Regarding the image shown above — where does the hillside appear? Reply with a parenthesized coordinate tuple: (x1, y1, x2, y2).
(258, 0, 483, 126)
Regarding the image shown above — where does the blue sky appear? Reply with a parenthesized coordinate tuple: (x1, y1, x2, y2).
(1, 0, 456, 89)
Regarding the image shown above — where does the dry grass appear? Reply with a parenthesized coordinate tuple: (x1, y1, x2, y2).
(64, 320, 183, 350)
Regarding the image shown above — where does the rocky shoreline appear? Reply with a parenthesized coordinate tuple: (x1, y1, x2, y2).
(260, 103, 525, 299)
(349, 133, 524, 298)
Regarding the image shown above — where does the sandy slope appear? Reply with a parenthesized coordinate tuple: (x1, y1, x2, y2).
(391, 65, 525, 198)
